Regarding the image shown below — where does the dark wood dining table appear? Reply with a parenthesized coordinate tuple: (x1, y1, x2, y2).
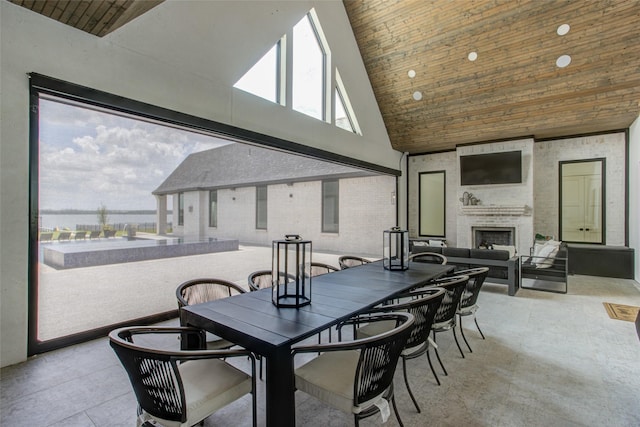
(181, 260, 453, 427)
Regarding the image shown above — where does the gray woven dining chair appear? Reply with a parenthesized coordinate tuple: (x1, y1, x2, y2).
(293, 312, 415, 427)
(109, 326, 257, 427)
(425, 274, 469, 377)
(355, 287, 446, 412)
(338, 255, 371, 270)
(409, 252, 448, 265)
(456, 267, 490, 352)
(176, 278, 246, 350)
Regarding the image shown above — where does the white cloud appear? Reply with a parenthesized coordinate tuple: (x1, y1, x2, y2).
(38, 98, 228, 210)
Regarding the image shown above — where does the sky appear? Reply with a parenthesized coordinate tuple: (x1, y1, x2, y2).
(39, 96, 229, 211)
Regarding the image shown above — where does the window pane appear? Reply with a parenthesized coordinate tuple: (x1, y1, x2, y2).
(335, 88, 355, 133)
(234, 43, 279, 103)
(178, 193, 184, 225)
(256, 186, 268, 229)
(293, 14, 324, 120)
(419, 172, 445, 236)
(209, 190, 217, 228)
(322, 180, 339, 233)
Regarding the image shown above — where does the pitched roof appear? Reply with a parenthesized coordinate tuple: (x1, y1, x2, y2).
(153, 143, 374, 195)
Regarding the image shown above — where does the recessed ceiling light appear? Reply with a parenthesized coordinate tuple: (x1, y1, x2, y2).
(408, 69, 416, 78)
(468, 51, 478, 61)
(556, 54, 571, 68)
(413, 91, 423, 101)
(557, 24, 570, 36)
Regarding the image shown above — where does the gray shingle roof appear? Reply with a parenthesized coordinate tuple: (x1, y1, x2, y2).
(153, 143, 374, 195)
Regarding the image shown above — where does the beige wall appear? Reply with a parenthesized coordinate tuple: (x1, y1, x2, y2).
(0, 1, 399, 367)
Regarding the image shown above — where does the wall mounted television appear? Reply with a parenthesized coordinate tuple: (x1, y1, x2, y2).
(459, 150, 522, 185)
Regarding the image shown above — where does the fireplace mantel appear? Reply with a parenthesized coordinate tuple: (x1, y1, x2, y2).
(460, 205, 531, 216)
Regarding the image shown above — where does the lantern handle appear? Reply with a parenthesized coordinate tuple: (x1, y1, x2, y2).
(285, 234, 301, 241)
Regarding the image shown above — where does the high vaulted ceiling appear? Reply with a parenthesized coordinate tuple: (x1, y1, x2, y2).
(11, 0, 640, 154)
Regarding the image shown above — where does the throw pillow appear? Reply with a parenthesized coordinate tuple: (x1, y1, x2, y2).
(534, 240, 561, 269)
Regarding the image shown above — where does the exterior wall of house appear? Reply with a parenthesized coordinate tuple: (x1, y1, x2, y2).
(173, 175, 396, 257)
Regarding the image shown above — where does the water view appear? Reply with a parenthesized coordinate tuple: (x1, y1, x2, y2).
(39, 213, 173, 231)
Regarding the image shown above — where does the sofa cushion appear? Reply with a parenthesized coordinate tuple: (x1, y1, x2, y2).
(469, 248, 510, 260)
(442, 247, 470, 258)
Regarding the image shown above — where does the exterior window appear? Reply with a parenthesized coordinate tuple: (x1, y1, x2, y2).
(292, 13, 325, 120)
(322, 180, 339, 233)
(256, 186, 268, 229)
(178, 192, 184, 226)
(334, 70, 360, 134)
(209, 190, 217, 228)
(234, 42, 280, 104)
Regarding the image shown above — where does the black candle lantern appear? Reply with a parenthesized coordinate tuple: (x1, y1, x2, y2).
(383, 227, 409, 270)
(272, 235, 312, 308)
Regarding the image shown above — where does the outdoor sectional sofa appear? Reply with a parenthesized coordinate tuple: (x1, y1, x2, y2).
(410, 243, 519, 296)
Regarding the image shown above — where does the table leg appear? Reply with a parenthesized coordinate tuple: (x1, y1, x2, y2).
(264, 346, 295, 427)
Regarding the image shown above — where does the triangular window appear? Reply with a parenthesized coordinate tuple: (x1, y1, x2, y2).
(292, 13, 325, 120)
(335, 70, 361, 135)
(233, 8, 360, 134)
(234, 42, 280, 104)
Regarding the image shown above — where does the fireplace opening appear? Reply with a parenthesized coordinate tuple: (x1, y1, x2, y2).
(473, 227, 515, 249)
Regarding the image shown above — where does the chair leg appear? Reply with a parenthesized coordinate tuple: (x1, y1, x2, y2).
(452, 327, 465, 358)
(401, 357, 421, 413)
(391, 394, 405, 427)
(432, 332, 448, 376)
(459, 315, 473, 353)
(426, 349, 441, 385)
(474, 316, 486, 339)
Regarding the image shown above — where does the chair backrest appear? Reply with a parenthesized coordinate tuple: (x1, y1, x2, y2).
(247, 270, 273, 291)
(384, 288, 446, 350)
(338, 255, 371, 270)
(353, 312, 414, 406)
(176, 278, 246, 308)
(409, 252, 448, 265)
(456, 267, 490, 309)
(309, 262, 339, 277)
(430, 275, 469, 324)
(109, 327, 205, 423)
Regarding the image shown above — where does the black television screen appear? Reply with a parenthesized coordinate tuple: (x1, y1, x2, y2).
(460, 151, 522, 185)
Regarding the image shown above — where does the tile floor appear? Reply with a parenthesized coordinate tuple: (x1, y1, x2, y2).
(2, 275, 640, 426)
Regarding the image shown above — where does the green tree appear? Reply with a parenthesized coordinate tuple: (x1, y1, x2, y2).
(97, 204, 109, 230)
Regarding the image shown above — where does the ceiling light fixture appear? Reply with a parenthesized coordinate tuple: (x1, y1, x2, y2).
(468, 51, 478, 61)
(556, 54, 571, 68)
(408, 69, 416, 78)
(413, 91, 423, 101)
(557, 24, 570, 36)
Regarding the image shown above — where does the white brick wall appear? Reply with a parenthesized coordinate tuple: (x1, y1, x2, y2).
(176, 175, 396, 257)
(534, 132, 626, 245)
(408, 132, 627, 251)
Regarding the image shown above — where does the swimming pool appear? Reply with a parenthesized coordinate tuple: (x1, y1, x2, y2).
(42, 237, 239, 269)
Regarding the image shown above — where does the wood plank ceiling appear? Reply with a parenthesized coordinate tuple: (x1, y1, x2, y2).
(10, 0, 640, 154)
(344, 0, 640, 153)
(8, 0, 164, 38)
